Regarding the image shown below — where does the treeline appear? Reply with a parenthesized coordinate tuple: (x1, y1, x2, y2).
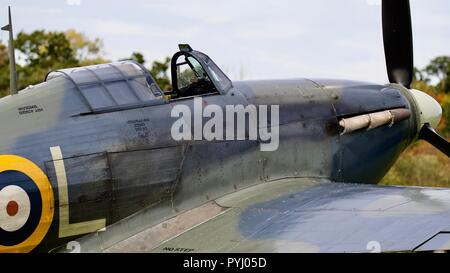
(0, 29, 171, 97)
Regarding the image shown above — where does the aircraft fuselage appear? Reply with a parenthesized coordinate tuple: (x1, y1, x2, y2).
(0, 77, 416, 252)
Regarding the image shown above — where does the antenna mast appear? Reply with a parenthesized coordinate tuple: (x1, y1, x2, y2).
(1, 6, 18, 95)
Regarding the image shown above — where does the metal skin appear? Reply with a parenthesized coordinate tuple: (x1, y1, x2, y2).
(0, 52, 421, 252)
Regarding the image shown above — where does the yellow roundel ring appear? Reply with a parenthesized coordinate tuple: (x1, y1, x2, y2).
(0, 155, 54, 253)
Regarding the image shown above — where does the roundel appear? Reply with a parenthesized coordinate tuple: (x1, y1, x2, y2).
(0, 155, 54, 253)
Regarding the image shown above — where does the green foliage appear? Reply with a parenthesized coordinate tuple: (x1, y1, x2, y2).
(15, 30, 78, 69)
(425, 56, 450, 92)
(441, 95, 450, 137)
(65, 29, 103, 61)
(178, 68, 196, 89)
(0, 44, 9, 97)
(12, 30, 76, 91)
(123, 53, 172, 91)
(130, 52, 145, 65)
(0, 29, 109, 95)
(149, 56, 172, 91)
(0, 27, 173, 97)
(412, 56, 450, 137)
(415, 55, 450, 93)
(413, 67, 429, 84)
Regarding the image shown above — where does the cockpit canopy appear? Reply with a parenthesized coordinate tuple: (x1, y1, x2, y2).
(46, 61, 164, 111)
(42, 45, 232, 114)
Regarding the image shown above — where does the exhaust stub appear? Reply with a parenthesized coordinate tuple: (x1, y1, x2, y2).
(339, 108, 411, 135)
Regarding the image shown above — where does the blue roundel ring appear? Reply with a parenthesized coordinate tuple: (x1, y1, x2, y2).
(0, 170, 42, 246)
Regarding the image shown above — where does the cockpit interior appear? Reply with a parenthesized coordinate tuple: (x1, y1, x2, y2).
(166, 44, 232, 100)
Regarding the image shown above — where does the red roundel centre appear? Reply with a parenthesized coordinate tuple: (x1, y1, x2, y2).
(6, 200, 19, 217)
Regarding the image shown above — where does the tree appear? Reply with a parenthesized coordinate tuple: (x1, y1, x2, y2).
(66, 29, 102, 60)
(130, 52, 145, 65)
(122, 52, 172, 91)
(65, 29, 109, 66)
(424, 56, 450, 93)
(149, 57, 172, 91)
(441, 95, 450, 137)
(15, 30, 79, 69)
(413, 67, 429, 84)
(413, 56, 450, 137)
(0, 44, 9, 97)
(13, 30, 79, 90)
(0, 30, 108, 95)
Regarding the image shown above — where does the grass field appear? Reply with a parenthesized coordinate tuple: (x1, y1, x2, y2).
(380, 141, 450, 188)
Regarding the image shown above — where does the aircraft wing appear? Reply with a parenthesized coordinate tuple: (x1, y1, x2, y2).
(67, 178, 450, 253)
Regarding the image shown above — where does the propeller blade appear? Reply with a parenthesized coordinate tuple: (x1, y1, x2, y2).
(418, 123, 450, 157)
(382, 0, 414, 88)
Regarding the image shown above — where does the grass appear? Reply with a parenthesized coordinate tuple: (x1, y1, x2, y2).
(380, 141, 450, 188)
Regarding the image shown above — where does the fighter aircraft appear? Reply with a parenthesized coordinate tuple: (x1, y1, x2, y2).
(1, 1, 449, 253)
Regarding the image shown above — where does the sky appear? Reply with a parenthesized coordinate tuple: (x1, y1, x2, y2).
(0, 0, 449, 83)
